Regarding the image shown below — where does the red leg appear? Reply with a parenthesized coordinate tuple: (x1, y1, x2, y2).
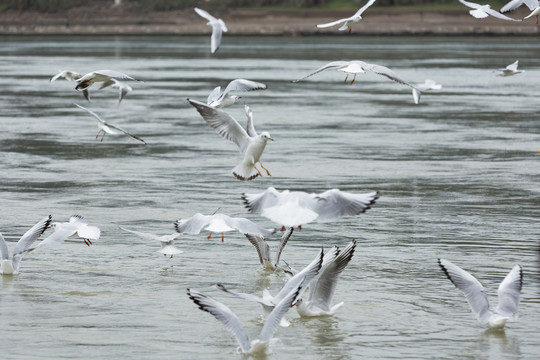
(221, 233, 224, 243)
(281, 225, 285, 231)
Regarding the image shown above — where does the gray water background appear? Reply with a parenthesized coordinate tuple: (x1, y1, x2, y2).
(0, 35, 539, 359)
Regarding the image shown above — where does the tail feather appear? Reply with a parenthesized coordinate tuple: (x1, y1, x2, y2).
(232, 162, 259, 181)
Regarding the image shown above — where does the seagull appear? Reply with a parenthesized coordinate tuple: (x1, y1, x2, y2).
(216, 248, 323, 326)
(117, 225, 182, 258)
(0, 215, 51, 275)
(316, 0, 377, 34)
(501, 0, 540, 23)
(242, 187, 379, 230)
(495, 60, 524, 77)
(174, 213, 275, 242)
(74, 104, 146, 144)
(50, 70, 90, 101)
(75, 69, 141, 92)
(98, 78, 132, 104)
(459, 0, 522, 21)
(187, 99, 274, 181)
(412, 79, 442, 105)
(207, 79, 267, 108)
(244, 227, 294, 270)
(292, 60, 418, 91)
(194, 7, 228, 54)
(187, 283, 302, 354)
(438, 258, 522, 329)
(30, 215, 101, 250)
(296, 240, 356, 317)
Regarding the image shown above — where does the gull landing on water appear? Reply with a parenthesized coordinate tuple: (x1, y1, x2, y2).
(117, 225, 182, 258)
(174, 213, 275, 242)
(75, 104, 146, 144)
(207, 79, 267, 108)
(187, 99, 273, 181)
(194, 7, 228, 54)
(438, 259, 522, 329)
(316, 0, 377, 34)
(495, 60, 524, 77)
(0, 215, 51, 275)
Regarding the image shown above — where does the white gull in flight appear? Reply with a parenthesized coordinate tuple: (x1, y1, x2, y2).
(459, 0, 522, 20)
(50, 70, 90, 101)
(75, 69, 141, 92)
(207, 79, 267, 108)
(117, 225, 182, 258)
(316, 0, 377, 34)
(30, 215, 101, 249)
(194, 7, 228, 54)
(495, 60, 524, 77)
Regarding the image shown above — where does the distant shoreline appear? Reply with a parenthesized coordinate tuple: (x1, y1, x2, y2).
(0, 7, 537, 36)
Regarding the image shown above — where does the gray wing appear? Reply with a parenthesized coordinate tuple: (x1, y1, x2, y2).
(291, 61, 351, 83)
(117, 225, 161, 241)
(226, 216, 275, 237)
(31, 226, 75, 251)
(75, 103, 105, 124)
(194, 7, 218, 22)
(311, 189, 379, 222)
(104, 122, 146, 144)
(93, 69, 140, 81)
(438, 259, 492, 323)
(174, 213, 211, 235)
(495, 265, 522, 318)
(483, 7, 522, 20)
(501, 0, 538, 11)
(215, 283, 271, 305)
(363, 63, 417, 89)
(187, 98, 250, 152)
(259, 285, 302, 343)
(316, 18, 350, 29)
(506, 60, 519, 71)
(12, 215, 52, 256)
(187, 288, 252, 353)
(310, 240, 356, 311)
(459, 0, 481, 9)
(244, 233, 271, 266)
(354, 0, 377, 16)
(0, 233, 8, 260)
(221, 79, 267, 99)
(244, 105, 257, 137)
(242, 187, 283, 214)
(412, 88, 422, 105)
(306, 246, 340, 301)
(274, 227, 293, 268)
(210, 23, 224, 54)
(207, 86, 222, 104)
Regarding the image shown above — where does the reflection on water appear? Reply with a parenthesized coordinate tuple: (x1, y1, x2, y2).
(0, 35, 539, 359)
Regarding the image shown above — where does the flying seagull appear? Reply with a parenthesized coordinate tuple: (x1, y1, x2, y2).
(117, 225, 182, 258)
(75, 69, 141, 92)
(501, 0, 540, 22)
(495, 60, 524, 77)
(0, 215, 51, 275)
(75, 104, 146, 144)
(30, 215, 101, 249)
(316, 0, 377, 34)
(187, 99, 273, 181)
(99, 78, 132, 104)
(50, 70, 90, 101)
(438, 258, 522, 329)
(194, 7, 228, 54)
(412, 79, 442, 104)
(207, 79, 267, 108)
(459, 0, 522, 21)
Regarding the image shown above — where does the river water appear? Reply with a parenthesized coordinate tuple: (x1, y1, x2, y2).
(1, 35, 539, 359)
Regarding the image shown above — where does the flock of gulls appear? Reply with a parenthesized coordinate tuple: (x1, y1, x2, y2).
(2, 1, 531, 356)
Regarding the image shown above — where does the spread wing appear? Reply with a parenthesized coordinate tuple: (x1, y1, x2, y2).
(0, 233, 9, 260)
(244, 233, 271, 266)
(311, 189, 379, 222)
(215, 283, 271, 305)
(258, 285, 302, 343)
(174, 213, 211, 235)
(496, 265, 522, 318)
(506, 60, 520, 71)
(242, 187, 283, 214)
(225, 216, 275, 237)
(438, 259, 492, 323)
(187, 288, 252, 353)
(316, 18, 350, 29)
(13, 215, 52, 256)
(483, 7, 522, 20)
(363, 63, 417, 89)
(354, 0, 377, 17)
(291, 61, 351, 83)
(210, 23, 225, 54)
(187, 98, 250, 152)
(244, 105, 257, 137)
(194, 7, 218, 22)
(92, 69, 140, 81)
(103, 122, 146, 144)
(221, 79, 267, 99)
(274, 227, 293, 268)
(459, 0, 481, 9)
(75, 103, 105, 124)
(501, 0, 538, 11)
(207, 86, 222, 104)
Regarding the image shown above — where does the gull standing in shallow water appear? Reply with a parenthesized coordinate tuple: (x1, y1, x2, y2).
(75, 104, 146, 144)
(194, 7, 228, 54)
(187, 99, 273, 181)
(459, 0, 522, 20)
(495, 60, 524, 77)
(187, 283, 302, 355)
(316, 0, 377, 34)
(29, 215, 101, 249)
(242, 187, 379, 230)
(207, 79, 267, 108)
(50, 70, 90, 101)
(0, 215, 51, 275)
(438, 258, 522, 329)
(174, 213, 275, 242)
(117, 225, 182, 258)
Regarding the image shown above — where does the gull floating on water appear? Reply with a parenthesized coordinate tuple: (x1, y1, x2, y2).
(412, 79, 442, 105)
(242, 187, 379, 230)
(75, 70, 141, 92)
(438, 258, 522, 329)
(217, 248, 323, 327)
(292, 60, 418, 91)
(117, 225, 182, 258)
(501, 0, 540, 23)
(459, 0, 522, 21)
(174, 213, 275, 242)
(50, 70, 90, 101)
(316, 0, 377, 34)
(99, 78, 132, 104)
(296, 240, 356, 317)
(207, 79, 267, 108)
(187, 283, 302, 355)
(187, 99, 273, 181)
(30, 215, 101, 250)
(495, 60, 524, 77)
(0, 215, 51, 275)
(244, 227, 294, 270)
(194, 7, 228, 54)
(75, 104, 146, 144)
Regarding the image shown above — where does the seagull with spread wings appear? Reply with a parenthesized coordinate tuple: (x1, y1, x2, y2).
(501, 0, 540, 23)
(117, 225, 182, 258)
(495, 60, 524, 76)
(207, 79, 267, 108)
(187, 99, 273, 181)
(75, 69, 141, 92)
(30, 215, 101, 249)
(194, 7, 228, 54)
(438, 258, 523, 329)
(316, 0, 377, 34)
(459, 0, 522, 21)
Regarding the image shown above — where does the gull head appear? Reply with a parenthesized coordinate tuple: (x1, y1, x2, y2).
(260, 132, 274, 142)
